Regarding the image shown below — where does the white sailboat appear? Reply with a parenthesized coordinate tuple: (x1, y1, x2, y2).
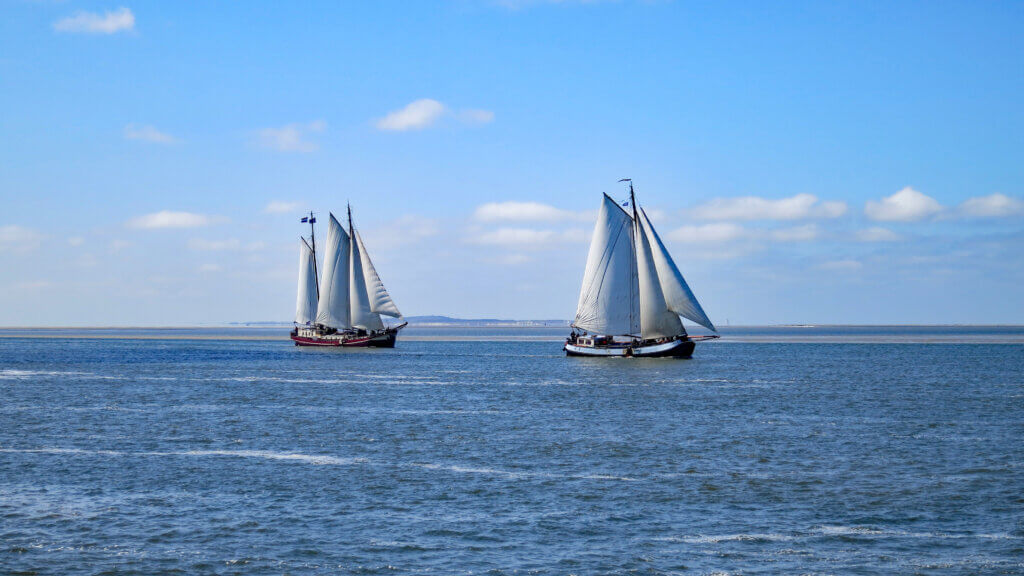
(565, 180, 718, 358)
(290, 207, 406, 347)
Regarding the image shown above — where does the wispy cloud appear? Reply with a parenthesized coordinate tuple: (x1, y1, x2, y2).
(458, 109, 496, 125)
(667, 223, 818, 244)
(67, 236, 86, 247)
(958, 193, 1024, 218)
(124, 124, 178, 144)
(188, 238, 264, 251)
(469, 227, 587, 247)
(53, 7, 134, 35)
(263, 201, 300, 214)
(689, 193, 847, 221)
(819, 259, 863, 272)
(128, 211, 219, 229)
(255, 120, 325, 152)
(376, 99, 447, 131)
(856, 227, 902, 242)
(0, 225, 44, 253)
(865, 187, 943, 222)
(376, 99, 495, 131)
(473, 201, 591, 222)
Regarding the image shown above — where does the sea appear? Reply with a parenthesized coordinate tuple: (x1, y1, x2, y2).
(1, 325, 1022, 575)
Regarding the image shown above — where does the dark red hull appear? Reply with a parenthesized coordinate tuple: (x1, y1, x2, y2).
(290, 324, 405, 348)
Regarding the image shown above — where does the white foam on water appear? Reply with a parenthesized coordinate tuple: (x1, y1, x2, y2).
(0, 369, 93, 379)
(0, 446, 363, 466)
(410, 461, 638, 481)
(657, 533, 793, 544)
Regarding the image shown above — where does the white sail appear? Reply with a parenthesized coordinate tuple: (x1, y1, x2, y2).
(355, 230, 402, 318)
(349, 227, 385, 331)
(573, 194, 640, 335)
(635, 208, 685, 339)
(294, 239, 318, 325)
(637, 207, 716, 332)
(314, 214, 352, 329)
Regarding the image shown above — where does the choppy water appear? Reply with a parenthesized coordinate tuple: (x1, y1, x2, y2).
(1, 327, 1022, 574)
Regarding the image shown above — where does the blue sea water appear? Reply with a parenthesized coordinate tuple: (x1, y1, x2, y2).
(1, 327, 1022, 574)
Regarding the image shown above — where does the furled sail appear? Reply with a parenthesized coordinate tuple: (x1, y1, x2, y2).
(295, 239, 318, 325)
(573, 194, 640, 335)
(635, 209, 685, 339)
(355, 230, 402, 318)
(637, 207, 716, 332)
(349, 228, 385, 331)
(314, 214, 352, 329)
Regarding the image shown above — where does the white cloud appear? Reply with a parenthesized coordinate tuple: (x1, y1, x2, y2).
(469, 227, 587, 247)
(124, 124, 178, 144)
(690, 193, 847, 221)
(188, 238, 264, 251)
(865, 187, 943, 222)
(67, 236, 86, 247)
(958, 193, 1024, 218)
(0, 225, 44, 253)
(459, 109, 495, 125)
(128, 211, 218, 229)
(769, 224, 819, 242)
(54, 7, 134, 34)
(473, 201, 591, 222)
(263, 201, 300, 214)
(255, 120, 325, 152)
(819, 259, 863, 272)
(377, 99, 446, 131)
(668, 223, 747, 243)
(856, 227, 902, 242)
(198, 264, 222, 273)
(361, 215, 441, 251)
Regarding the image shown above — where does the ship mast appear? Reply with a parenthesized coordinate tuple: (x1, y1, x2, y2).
(307, 211, 319, 299)
(620, 178, 637, 337)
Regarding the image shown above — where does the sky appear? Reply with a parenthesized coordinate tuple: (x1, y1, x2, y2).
(1, 1, 1022, 326)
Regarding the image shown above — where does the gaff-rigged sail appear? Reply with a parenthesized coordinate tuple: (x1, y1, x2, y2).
(295, 239, 318, 325)
(573, 194, 640, 336)
(315, 214, 352, 329)
(637, 207, 716, 332)
(349, 228, 385, 331)
(635, 210, 685, 339)
(355, 230, 402, 318)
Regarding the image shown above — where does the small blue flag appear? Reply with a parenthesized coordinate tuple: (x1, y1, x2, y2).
(301, 217, 308, 223)
(309, 217, 316, 223)
(622, 201, 629, 207)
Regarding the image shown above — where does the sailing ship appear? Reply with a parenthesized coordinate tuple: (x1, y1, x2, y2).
(291, 206, 406, 347)
(565, 180, 719, 358)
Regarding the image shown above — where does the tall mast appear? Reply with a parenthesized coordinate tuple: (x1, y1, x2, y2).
(347, 203, 353, 239)
(620, 178, 637, 336)
(307, 211, 319, 298)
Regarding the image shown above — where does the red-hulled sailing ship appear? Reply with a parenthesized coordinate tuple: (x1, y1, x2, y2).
(565, 180, 719, 358)
(291, 206, 406, 347)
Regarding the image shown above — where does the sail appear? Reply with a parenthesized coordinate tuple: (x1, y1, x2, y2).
(637, 207, 716, 332)
(573, 194, 640, 335)
(355, 230, 402, 318)
(314, 214, 352, 329)
(349, 227, 385, 331)
(294, 239, 318, 325)
(635, 209, 685, 339)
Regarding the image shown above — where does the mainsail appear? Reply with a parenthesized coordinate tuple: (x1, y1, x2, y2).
(295, 239, 318, 325)
(315, 214, 352, 328)
(635, 210, 685, 339)
(637, 207, 716, 332)
(574, 188, 715, 338)
(573, 194, 640, 335)
(349, 228, 385, 331)
(355, 230, 402, 318)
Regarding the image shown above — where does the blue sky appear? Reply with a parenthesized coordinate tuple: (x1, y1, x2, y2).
(1, 1, 1022, 325)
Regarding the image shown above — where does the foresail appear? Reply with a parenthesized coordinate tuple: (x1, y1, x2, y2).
(638, 207, 716, 332)
(635, 209, 685, 339)
(314, 214, 352, 329)
(295, 240, 318, 324)
(355, 231, 401, 318)
(573, 194, 640, 335)
(349, 229, 385, 331)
